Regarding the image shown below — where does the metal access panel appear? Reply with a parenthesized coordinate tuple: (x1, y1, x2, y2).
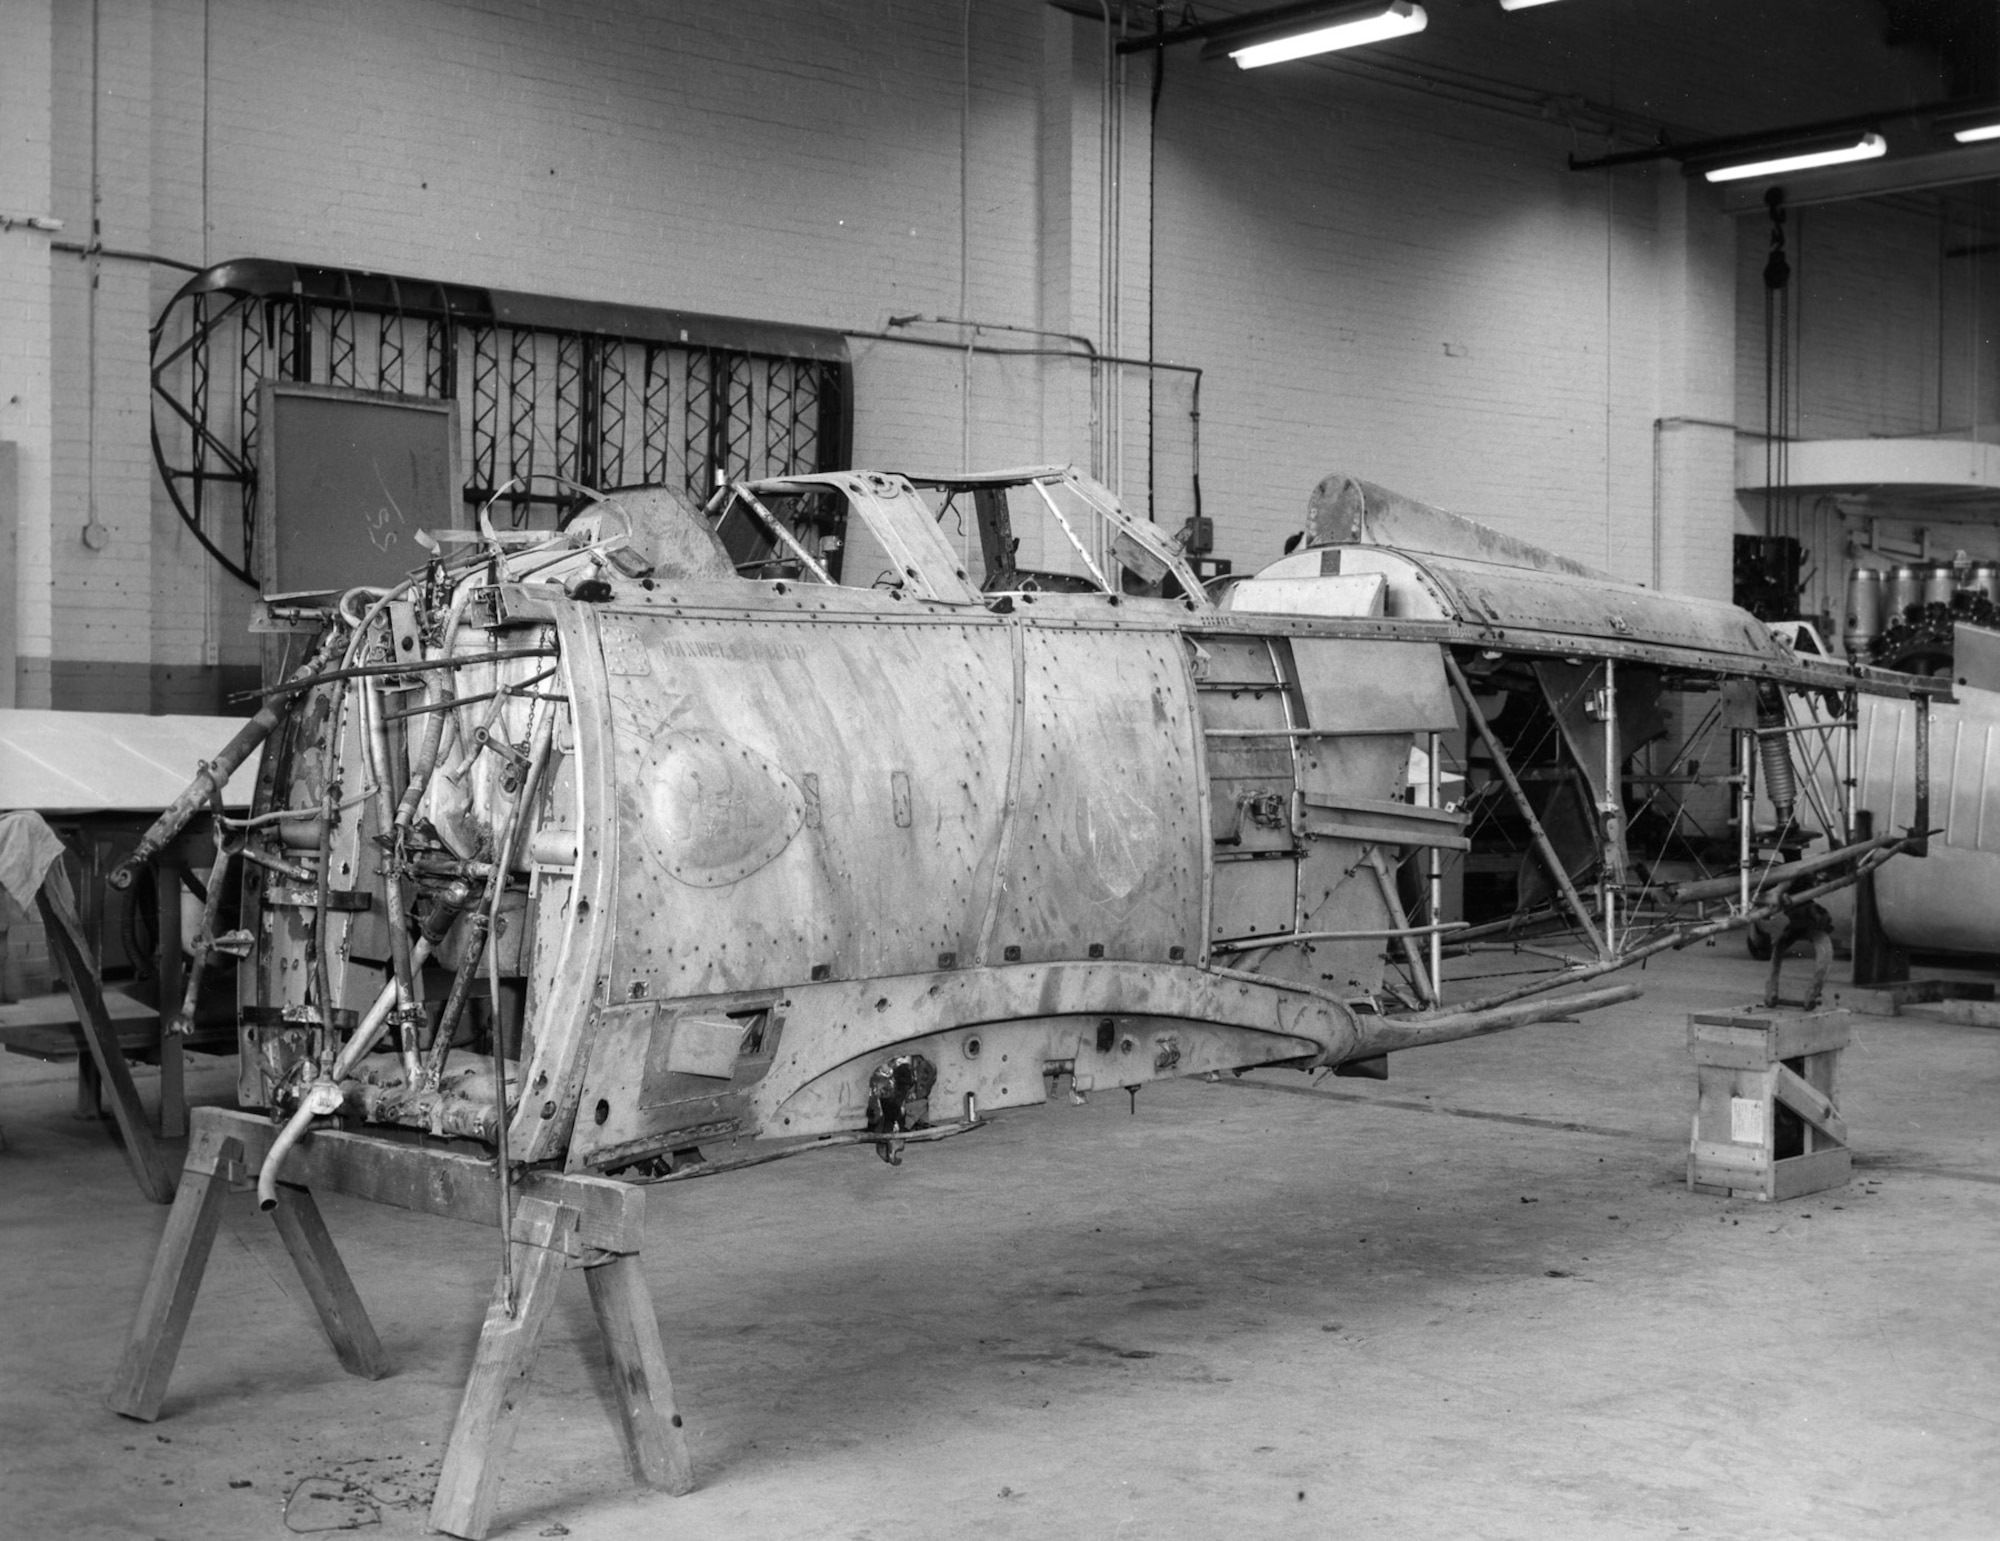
(985, 627, 1206, 964)
(1198, 637, 1299, 945)
(1289, 638, 1454, 735)
(600, 613, 1015, 999)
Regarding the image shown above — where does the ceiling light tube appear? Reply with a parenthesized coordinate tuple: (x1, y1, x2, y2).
(1202, 1, 1427, 68)
(1932, 103, 2000, 143)
(1700, 133, 1886, 183)
(1498, 0, 1564, 10)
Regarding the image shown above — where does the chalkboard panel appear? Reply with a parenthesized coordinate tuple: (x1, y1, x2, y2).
(256, 383, 462, 596)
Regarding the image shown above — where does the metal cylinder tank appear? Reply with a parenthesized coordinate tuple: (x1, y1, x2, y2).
(1844, 567, 1883, 655)
(1966, 563, 2000, 605)
(1921, 563, 1957, 608)
(1884, 565, 1924, 622)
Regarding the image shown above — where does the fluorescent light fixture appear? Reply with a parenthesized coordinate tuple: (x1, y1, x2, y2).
(1498, 0, 1564, 10)
(1933, 103, 2000, 143)
(1700, 133, 1886, 182)
(1215, 1, 1427, 68)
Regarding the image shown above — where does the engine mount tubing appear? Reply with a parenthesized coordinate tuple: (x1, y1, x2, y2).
(302, 584, 414, 1066)
(329, 936, 437, 1081)
(310, 649, 353, 1055)
(381, 590, 467, 1047)
(393, 681, 450, 835)
(167, 827, 233, 1038)
(361, 677, 421, 1054)
(1442, 650, 1608, 960)
(255, 646, 560, 703)
(254, 1075, 348, 1211)
(482, 689, 556, 1317)
(109, 628, 344, 890)
(423, 911, 490, 1084)
(255, 1099, 320, 1212)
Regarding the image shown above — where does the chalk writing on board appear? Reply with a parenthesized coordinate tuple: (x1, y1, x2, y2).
(366, 462, 410, 551)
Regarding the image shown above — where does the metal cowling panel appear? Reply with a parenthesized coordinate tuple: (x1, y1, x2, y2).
(983, 628, 1205, 965)
(510, 599, 620, 1164)
(600, 612, 1015, 999)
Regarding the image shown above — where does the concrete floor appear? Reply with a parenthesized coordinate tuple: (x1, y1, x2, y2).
(2, 943, 1996, 1541)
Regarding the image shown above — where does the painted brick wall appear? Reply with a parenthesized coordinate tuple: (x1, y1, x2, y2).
(0, 1, 56, 706)
(148, 0, 222, 683)
(1146, 0, 1947, 588)
(194, 0, 1035, 334)
(45, 0, 165, 704)
(1736, 200, 1950, 442)
(1151, 62, 1665, 579)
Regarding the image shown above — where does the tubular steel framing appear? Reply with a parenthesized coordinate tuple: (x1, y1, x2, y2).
(151, 259, 852, 586)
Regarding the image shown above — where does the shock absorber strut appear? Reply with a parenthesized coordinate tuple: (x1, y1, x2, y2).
(1755, 681, 1796, 830)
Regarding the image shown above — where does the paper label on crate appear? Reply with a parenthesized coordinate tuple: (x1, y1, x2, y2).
(1730, 1097, 1765, 1144)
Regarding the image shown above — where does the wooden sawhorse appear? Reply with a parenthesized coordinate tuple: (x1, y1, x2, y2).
(105, 1106, 694, 1539)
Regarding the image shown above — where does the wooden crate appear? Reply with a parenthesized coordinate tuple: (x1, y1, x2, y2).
(1687, 1009, 1851, 1201)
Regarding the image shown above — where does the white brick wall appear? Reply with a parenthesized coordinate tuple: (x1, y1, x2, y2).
(2, 1, 57, 703)
(1736, 199, 1948, 442)
(148, 0, 221, 673)
(1153, 67, 1642, 573)
(198, 0, 994, 327)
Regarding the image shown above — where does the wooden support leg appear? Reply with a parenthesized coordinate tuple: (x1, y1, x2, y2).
(156, 851, 186, 1139)
(268, 1183, 388, 1381)
(105, 1131, 240, 1421)
(74, 1053, 103, 1120)
(158, 1034, 186, 1140)
(429, 1198, 580, 1541)
(585, 1253, 695, 1495)
(38, 885, 175, 1203)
